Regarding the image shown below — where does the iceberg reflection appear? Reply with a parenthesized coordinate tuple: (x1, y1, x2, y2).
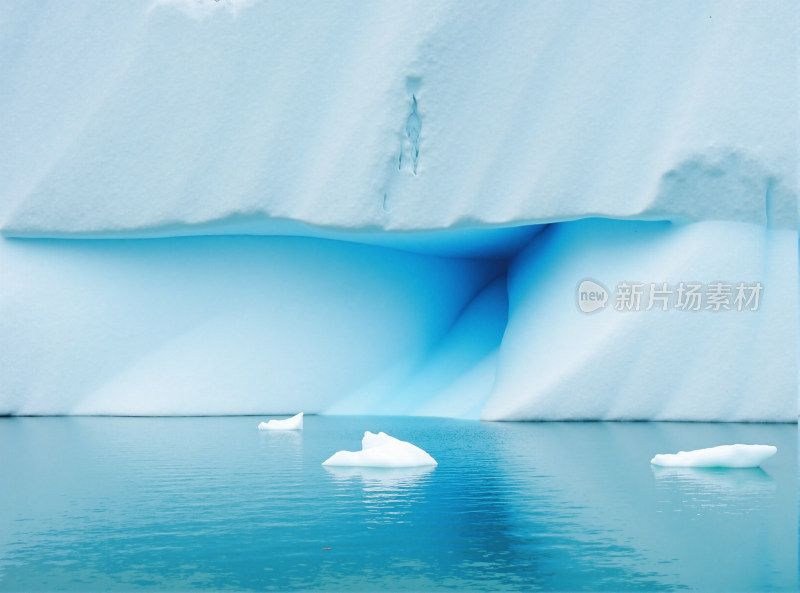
(323, 465, 435, 490)
(323, 465, 435, 525)
(651, 466, 776, 515)
(652, 466, 775, 490)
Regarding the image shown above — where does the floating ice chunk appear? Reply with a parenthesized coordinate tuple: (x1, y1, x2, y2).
(650, 444, 777, 468)
(322, 431, 437, 468)
(258, 412, 303, 431)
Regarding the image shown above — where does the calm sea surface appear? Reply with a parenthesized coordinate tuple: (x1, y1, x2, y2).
(0, 416, 796, 592)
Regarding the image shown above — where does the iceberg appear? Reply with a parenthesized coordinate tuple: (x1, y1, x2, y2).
(0, 3, 796, 420)
(258, 412, 303, 431)
(650, 444, 778, 468)
(322, 432, 437, 468)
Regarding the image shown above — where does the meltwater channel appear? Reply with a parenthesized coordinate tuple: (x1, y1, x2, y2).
(0, 416, 795, 592)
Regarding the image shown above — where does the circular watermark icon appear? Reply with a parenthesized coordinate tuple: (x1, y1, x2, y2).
(577, 279, 608, 313)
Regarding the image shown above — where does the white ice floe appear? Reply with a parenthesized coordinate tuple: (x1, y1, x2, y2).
(258, 412, 303, 431)
(650, 444, 777, 468)
(322, 431, 437, 468)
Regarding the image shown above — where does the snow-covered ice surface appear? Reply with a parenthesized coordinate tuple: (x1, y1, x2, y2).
(322, 431, 438, 468)
(0, 1, 796, 235)
(258, 412, 303, 431)
(0, 0, 798, 236)
(650, 444, 777, 468)
(0, 2, 796, 420)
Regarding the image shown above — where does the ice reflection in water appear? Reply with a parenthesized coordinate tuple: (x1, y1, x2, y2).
(324, 466, 435, 525)
(324, 465, 435, 490)
(652, 466, 776, 514)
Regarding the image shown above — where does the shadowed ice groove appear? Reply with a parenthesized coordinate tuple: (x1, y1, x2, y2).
(340, 275, 508, 418)
(0, 235, 503, 416)
(483, 219, 797, 422)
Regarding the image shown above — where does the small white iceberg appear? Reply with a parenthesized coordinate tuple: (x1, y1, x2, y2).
(650, 444, 776, 468)
(322, 431, 437, 468)
(258, 412, 303, 431)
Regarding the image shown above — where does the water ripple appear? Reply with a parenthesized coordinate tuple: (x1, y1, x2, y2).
(0, 416, 795, 592)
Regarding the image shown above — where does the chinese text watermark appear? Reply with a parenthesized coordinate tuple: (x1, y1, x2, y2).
(577, 280, 762, 313)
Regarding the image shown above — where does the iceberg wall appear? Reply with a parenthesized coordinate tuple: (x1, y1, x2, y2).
(0, 236, 503, 415)
(483, 220, 797, 422)
(0, 1, 796, 419)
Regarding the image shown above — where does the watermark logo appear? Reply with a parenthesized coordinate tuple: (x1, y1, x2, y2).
(577, 279, 763, 314)
(577, 279, 609, 313)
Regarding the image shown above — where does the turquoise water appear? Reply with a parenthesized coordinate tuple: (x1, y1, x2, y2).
(0, 416, 796, 592)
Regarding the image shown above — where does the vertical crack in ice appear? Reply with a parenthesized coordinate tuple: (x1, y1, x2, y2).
(405, 95, 421, 175)
(381, 80, 423, 212)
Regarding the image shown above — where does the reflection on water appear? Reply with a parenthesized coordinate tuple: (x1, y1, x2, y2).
(0, 416, 795, 592)
(653, 465, 775, 490)
(324, 467, 435, 527)
(259, 428, 303, 441)
(324, 465, 435, 489)
(651, 467, 777, 520)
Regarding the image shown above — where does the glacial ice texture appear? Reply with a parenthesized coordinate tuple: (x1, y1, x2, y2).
(0, 1, 796, 236)
(0, 2, 796, 421)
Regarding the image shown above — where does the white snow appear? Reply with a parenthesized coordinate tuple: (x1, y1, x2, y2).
(650, 444, 777, 468)
(322, 432, 437, 468)
(0, 2, 795, 236)
(258, 412, 303, 431)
